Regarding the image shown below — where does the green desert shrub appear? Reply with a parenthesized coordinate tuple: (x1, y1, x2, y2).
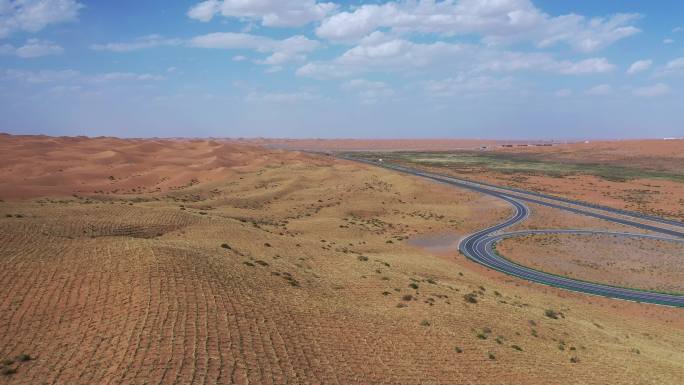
(544, 309, 560, 319)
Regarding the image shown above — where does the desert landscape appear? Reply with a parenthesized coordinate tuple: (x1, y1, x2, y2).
(2, 1, 683, 384)
(349, 142, 684, 220)
(1, 134, 683, 384)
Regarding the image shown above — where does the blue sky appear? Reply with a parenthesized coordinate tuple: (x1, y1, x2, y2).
(1, 0, 683, 139)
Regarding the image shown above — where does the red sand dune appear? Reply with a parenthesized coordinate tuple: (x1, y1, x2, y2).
(0, 134, 314, 200)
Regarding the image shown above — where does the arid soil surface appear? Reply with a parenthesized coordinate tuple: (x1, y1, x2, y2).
(1, 135, 683, 384)
(498, 233, 684, 294)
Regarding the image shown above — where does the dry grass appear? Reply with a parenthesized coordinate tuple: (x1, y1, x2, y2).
(0, 135, 683, 384)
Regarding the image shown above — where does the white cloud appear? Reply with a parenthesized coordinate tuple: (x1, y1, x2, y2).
(297, 36, 466, 79)
(555, 58, 615, 75)
(1, 68, 164, 84)
(188, 0, 337, 27)
(90, 35, 182, 52)
(632, 83, 670, 98)
(674, 27, 684, 33)
(190, 32, 269, 50)
(656, 57, 684, 76)
(342, 78, 395, 104)
(420, 75, 513, 98)
(585, 84, 612, 95)
(627, 59, 652, 75)
(92, 32, 325, 65)
(187, 0, 220, 22)
(534, 13, 640, 53)
(297, 34, 615, 79)
(0, 0, 83, 38)
(663, 38, 675, 44)
(1, 68, 78, 83)
(190, 32, 319, 66)
(472, 52, 614, 74)
(257, 51, 303, 66)
(297, 61, 353, 79)
(1, 38, 63, 58)
(264, 65, 283, 73)
(89, 72, 164, 83)
(315, 0, 640, 52)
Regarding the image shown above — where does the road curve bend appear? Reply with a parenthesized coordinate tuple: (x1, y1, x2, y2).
(344, 156, 684, 307)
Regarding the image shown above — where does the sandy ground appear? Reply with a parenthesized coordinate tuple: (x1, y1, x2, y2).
(0, 135, 683, 384)
(498, 233, 684, 294)
(405, 163, 684, 221)
(0, 133, 305, 200)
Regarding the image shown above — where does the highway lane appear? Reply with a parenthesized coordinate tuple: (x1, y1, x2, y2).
(344, 156, 684, 307)
(422, 169, 684, 229)
(474, 231, 684, 307)
(351, 157, 684, 238)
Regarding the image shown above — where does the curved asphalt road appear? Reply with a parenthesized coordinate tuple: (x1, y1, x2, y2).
(344, 156, 684, 307)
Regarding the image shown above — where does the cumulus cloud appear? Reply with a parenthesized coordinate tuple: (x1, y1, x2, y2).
(187, 0, 220, 22)
(555, 58, 615, 75)
(90, 35, 182, 52)
(190, 32, 320, 65)
(656, 57, 684, 76)
(297, 33, 615, 79)
(534, 13, 640, 53)
(663, 38, 675, 44)
(0, 38, 63, 57)
(187, 0, 337, 27)
(626, 59, 652, 75)
(0, 0, 83, 38)
(585, 84, 612, 95)
(632, 83, 670, 98)
(297, 36, 465, 79)
(315, 0, 640, 52)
